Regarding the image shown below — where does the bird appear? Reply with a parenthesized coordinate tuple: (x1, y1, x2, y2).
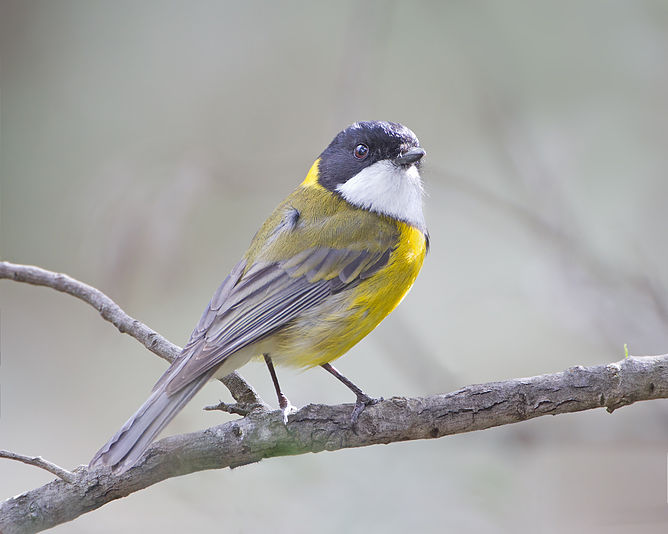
(89, 120, 428, 473)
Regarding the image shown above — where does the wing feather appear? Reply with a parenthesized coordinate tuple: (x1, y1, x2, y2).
(161, 189, 404, 395)
(162, 246, 390, 395)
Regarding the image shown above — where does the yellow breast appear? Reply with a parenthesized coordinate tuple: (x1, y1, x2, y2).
(270, 220, 427, 368)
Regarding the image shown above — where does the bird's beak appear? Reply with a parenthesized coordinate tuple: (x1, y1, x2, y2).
(395, 147, 425, 166)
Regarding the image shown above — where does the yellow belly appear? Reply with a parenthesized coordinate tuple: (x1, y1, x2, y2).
(268, 221, 427, 368)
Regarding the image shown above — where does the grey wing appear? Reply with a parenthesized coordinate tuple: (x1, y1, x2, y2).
(89, 246, 391, 472)
(150, 258, 247, 394)
(162, 246, 392, 395)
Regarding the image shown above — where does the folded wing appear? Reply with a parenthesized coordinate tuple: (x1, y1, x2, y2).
(163, 245, 393, 394)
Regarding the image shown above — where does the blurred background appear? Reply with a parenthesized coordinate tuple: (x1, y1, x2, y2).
(2, 1, 668, 532)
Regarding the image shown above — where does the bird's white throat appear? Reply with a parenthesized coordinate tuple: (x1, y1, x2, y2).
(335, 160, 426, 229)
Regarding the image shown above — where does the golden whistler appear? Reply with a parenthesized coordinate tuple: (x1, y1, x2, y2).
(90, 121, 428, 473)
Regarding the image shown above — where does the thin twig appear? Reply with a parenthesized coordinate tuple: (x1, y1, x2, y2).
(0, 261, 263, 405)
(0, 450, 76, 484)
(204, 400, 269, 416)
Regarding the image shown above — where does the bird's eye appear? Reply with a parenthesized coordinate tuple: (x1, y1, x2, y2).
(353, 144, 369, 160)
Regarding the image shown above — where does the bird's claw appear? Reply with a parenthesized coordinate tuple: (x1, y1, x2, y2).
(278, 394, 297, 424)
(351, 394, 382, 424)
(281, 403, 298, 424)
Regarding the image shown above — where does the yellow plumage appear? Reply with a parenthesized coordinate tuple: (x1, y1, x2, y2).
(272, 221, 425, 368)
(247, 158, 427, 368)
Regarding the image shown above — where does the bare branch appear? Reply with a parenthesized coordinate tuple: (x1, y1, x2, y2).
(0, 451, 75, 484)
(204, 400, 269, 416)
(0, 261, 263, 405)
(3, 261, 668, 532)
(1, 353, 667, 533)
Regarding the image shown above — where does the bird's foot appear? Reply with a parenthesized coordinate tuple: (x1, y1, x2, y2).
(351, 394, 383, 424)
(278, 394, 297, 424)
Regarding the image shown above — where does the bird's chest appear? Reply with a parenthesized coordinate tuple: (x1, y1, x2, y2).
(271, 222, 427, 368)
(350, 222, 427, 319)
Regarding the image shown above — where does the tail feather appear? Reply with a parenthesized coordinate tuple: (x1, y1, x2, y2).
(89, 371, 213, 473)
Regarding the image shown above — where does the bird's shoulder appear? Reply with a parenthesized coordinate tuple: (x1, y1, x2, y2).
(244, 185, 401, 268)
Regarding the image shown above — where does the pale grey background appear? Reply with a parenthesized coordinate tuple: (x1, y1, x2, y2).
(2, 1, 668, 532)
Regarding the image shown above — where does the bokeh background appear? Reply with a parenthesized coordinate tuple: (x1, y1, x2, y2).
(2, 1, 668, 532)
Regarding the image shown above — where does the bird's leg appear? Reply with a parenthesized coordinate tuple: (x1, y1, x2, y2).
(263, 354, 296, 423)
(321, 363, 381, 423)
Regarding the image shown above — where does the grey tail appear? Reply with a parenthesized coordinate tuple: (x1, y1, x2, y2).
(89, 372, 213, 474)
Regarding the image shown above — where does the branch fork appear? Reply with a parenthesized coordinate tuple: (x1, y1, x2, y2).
(2, 260, 667, 534)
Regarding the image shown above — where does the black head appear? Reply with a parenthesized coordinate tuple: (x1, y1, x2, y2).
(317, 121, 424, 192)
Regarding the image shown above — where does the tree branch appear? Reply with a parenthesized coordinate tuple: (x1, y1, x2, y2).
(0, 261, 263, 405)
(2, 261, 667, 533)
(0, 451, 75, 485)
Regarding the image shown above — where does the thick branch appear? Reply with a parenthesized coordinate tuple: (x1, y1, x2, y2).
(2, 354, 667, 533)
(2, 261, 668, 532)
(0, 261, 262, 404)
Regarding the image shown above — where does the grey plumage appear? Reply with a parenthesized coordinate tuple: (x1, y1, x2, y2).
(89, 370, 214, 472)
(89, 246, 392, 473)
